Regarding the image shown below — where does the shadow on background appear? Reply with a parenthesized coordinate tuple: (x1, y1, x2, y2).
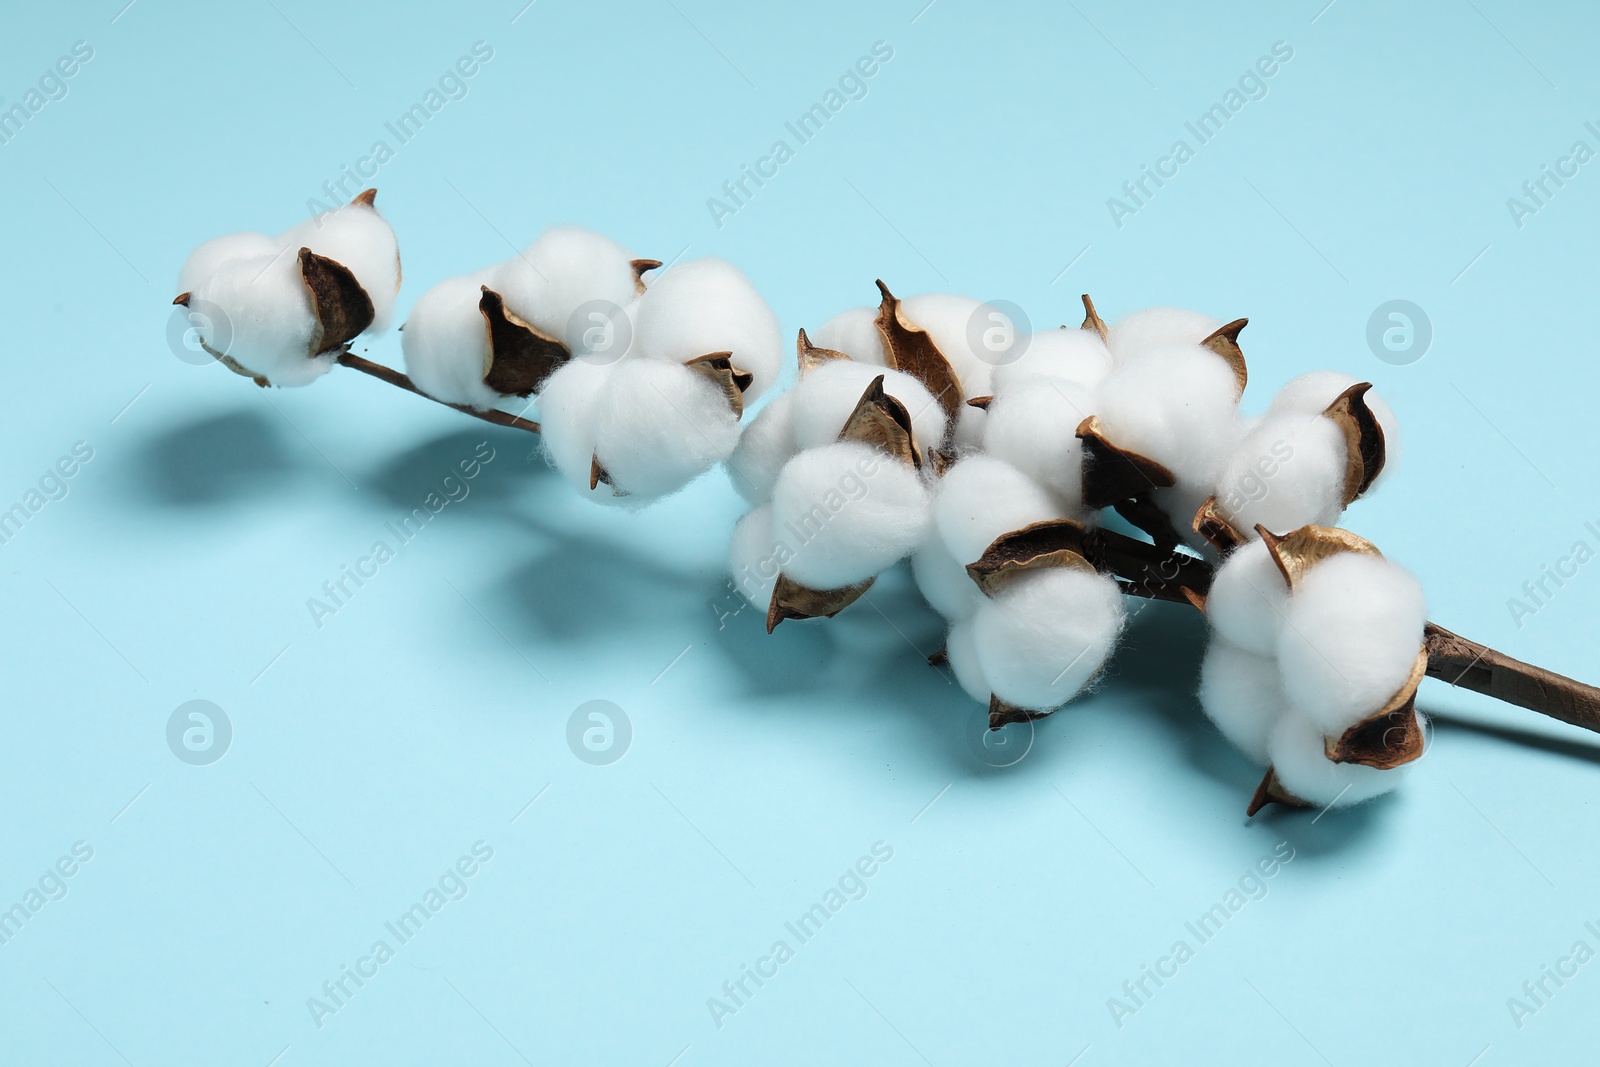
(131, 405, 298, 506)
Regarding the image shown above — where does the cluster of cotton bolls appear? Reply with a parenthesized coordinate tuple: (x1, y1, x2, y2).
(1199, 536, 1429, 808)
(175, 190, 401, 387)
(401, 228, 782, 505)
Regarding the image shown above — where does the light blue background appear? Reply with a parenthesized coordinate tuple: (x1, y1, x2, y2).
(1, 1, 1597, 1063)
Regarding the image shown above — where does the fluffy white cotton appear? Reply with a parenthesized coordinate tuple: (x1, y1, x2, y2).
(952, 404, 986, 451)
(536, 358, 616, 497)
(490, 227, 639, 355)
(281, 199, 402, 331)
(1093, 344, 1243, 485)
(770, 442, 931, 589)
(189, 252, 325, 387)
(729, 505, 779, 609)
(902, 293, 992, 398)
(727, 393, 798, 504)
(811, 307, 887, 365)
(176, 231, 278, 297)
(972, 567, 1124, 711)
(1108, 307, 1220, 364)
(945, 618, 991, 704)
(1214, 412, 1348, 536)
(912, 536, 980, 621)
(1277, 553, 1427, 734)
(788, 360, 947, 458)
(992, 327, 1113, 394)
(1266, 371, 1401, 489)
(401, 275, 499, 410)
(934, 455, 1069, 565)
(1206, 539, 1290, 657)
(982, 377, 1096, 510)
(633, 258, 782, 399)
(1268, 712, 1412, 807)
(591, 359, 741, 499)
(1198, 640, 1287, 765)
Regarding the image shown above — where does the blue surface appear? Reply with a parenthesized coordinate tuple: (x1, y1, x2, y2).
(1, 1, 1597, 1063)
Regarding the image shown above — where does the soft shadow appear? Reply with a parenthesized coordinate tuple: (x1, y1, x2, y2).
(1426, 712, 1600, 765)
(365, 427, 548, 510)
(132, 406, 297, 506)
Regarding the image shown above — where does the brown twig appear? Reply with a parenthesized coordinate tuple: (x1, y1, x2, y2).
(334, 352, 541, 434)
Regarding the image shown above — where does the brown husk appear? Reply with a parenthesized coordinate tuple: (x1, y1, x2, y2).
(1325, 647, 1428, 768)
(479, 286, 570, 397)
(874, 280, 963, 428)
(1076, 415, 1177, 508)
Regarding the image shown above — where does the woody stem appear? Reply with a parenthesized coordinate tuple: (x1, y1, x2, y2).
(334, 352, 541, 435)
(1422, 623, 1600, 734)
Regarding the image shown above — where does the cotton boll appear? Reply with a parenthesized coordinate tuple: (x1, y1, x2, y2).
(1268, 711, 1410, 808)
(280, 200, 401, 331)
(912, 536, 980, 621)
(788, 360, 947, 456)
(1267, 370, 1401, 488)
(727, 392, 798, 504)
(536, 358, 616, 497)
(1108, 307, 1220, 364)
(1198, 640, 1288, 765)
(729, 505, 780, 609)
(982, 377, 1095, 510)
(189, 252, 325, 387)
(1206, 539, 1290, 657)
(972, 567, 1124, 711)
(1277, 553, 1427, 734)
(488, 226, 640, 355)
(176, 231, 278, 296)
(945, 618, 991, 704)
(400, 275, 500, 410)
(633, 258, 783, 399)
(1215, 413, 1348, 536)
(811, 307, 887, 365)
(591, 359, 741, 499)
(935, 455, 1070, 565)
(992, 327, 1113, 393)
(770, 442, 931, 589)
(1093, 345, 1242, 485)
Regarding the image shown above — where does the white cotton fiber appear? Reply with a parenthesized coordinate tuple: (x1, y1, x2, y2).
(1266, 371, 1401, 489)
(726, 392, 798, 505)
(912, 536, 980, 621)
(788, 359, 947, 457)
(536, 358, 616, 497)
(934, 455, 1070, 565)
(1093, 344, 1243, 485)
(176, 231, 278, 297)
(982, 377, 1096, 510)
(1206, 539, 1290, 657)
(1276, 553, 1427, 734)
(1214, 412, 1348, 536)
(189, 252, 324, 387)
(902, 293, 991, 398)
(401, 275, 497, 410)
(972, 567, 1124, 711)
(280, 199, 401, 331)
(770, 441, 931, 589)
(633, 258, 782, 399)
(1268, 711, 1411, 807)
(992, 327, 1114, 393)
(729, 504, 780, 609)
(1197, 640, 1287, 765)
(591, 359, 741, 499)
(945, 618, 991, 704)
(952, 404, 986, 451)
(811, 307, 887, 365)
(490, 227, 640, 355)
(1108, 307, 1220, 364)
